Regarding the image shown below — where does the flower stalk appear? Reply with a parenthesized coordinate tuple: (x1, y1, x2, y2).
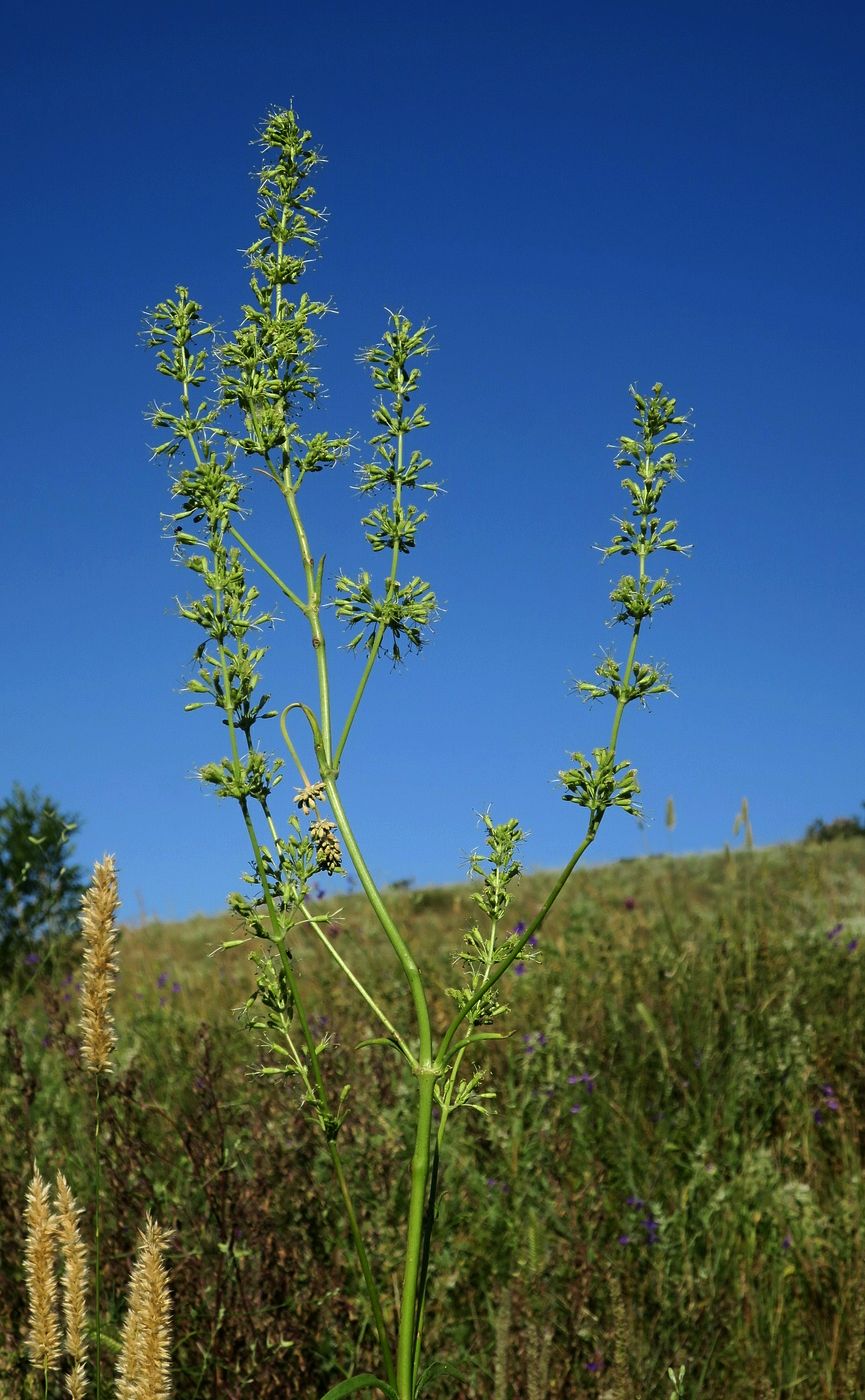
(144, 107, 692, 1398)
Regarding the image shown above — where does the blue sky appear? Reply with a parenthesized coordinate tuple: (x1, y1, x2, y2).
(2, 1, 863, 921)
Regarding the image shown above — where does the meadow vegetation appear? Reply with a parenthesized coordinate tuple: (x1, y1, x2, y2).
(2, 836, 865, 1397)
(7, 102, 863, 1398)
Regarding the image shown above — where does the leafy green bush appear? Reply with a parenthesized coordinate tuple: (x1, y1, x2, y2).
(805, 806, 865, 843)
(0, 785, 84, 978)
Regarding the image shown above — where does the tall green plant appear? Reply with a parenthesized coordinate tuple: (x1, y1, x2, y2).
(144, 106, 693, 1399)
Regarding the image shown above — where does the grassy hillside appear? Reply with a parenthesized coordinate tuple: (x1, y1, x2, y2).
(3, 839, 865, 1397)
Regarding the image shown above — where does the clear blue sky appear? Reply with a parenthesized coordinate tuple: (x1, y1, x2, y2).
(2, 1, 863, 921)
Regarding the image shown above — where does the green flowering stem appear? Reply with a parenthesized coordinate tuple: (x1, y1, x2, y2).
(437, 831, 596, 1067)
(281, 470, 334, 764)
(228, 523, 306, 613)
(306, 912, 414, 1062)
(280, 704, 318, 786)
(334, 406, 405, 770)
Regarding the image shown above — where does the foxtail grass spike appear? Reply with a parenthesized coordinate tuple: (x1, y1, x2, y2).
(79, 855, 120, 1073)
(55, 1171, 89, 1397)
(24, 1166, 61, 1373)
(116, 1215, 172, 1400)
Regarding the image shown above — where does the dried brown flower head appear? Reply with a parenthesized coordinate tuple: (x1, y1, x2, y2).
(309, 818, 342, 875)
(79, 854, 120, 1072)
(24, 1166, 61, 1372)
(293, 780, 326, 815)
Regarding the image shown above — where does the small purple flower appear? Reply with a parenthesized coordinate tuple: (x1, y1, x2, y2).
(62, 993, 71, 1003)
(617, 1233, 631, 1246)
(782, 1233, 792, 1250)
(623, 897, 636, 911)
(642, 1216, 660, 1243)
(527, 932, 539, 948)
(848, 939, 859, 953)
(24, 951, 40, 966)
(62, 972, 73, 986)
(585, 1353, 604, 1373)
(813, 1107, 824, 1124)
(570, 1102, 582, 1114)
(514, 962, 526, 976)
(514, 921, 526, 935)
(626, 1195, 644, 1209)
(567, 1074, 579, 1085)
(826, 923, 843, 940)
(577, 1072, 596, 1093)
(157, 971, 169, 989)
(171, 981, 181, 994)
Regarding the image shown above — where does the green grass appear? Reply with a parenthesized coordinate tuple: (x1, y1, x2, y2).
(2, 837, 865, 1397)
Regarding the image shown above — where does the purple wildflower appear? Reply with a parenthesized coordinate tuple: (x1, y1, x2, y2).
(567, 1074, 579, 1085)
(24, 952, 40, 966)
(813, 1107, 824, 1124)
(618, 1233, 631, 1246)
(624, 897, 636, 911)
(626, 1195, 644, 1209)
(514, 921, 526, 935)
(577, 1072, 596, 1093)
(157, 971, 169, 989)
(514, 962, 526, 976)
(848, 939, 859, 953)
(782, 1233, 792, 1250)
(570, 1103, 582, 1114)
(642, 1216, 660, 1243)
(826, 923, 843, 940)
(171, 981, 181, 994)
(527, 932, 539, 948)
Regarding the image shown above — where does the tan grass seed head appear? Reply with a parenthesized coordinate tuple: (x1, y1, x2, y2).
(116, 1214, 172, 1400)
(24, 1166, 61, 1372)
(55, 1171, 88, 1376)
(79, 854, 120, 1073)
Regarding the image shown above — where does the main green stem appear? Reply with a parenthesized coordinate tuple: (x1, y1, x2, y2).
(323, 779, 435, 1397)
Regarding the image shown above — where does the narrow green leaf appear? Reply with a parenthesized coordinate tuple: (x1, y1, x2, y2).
(319, 1376, 398, 1399)
(414, 1360, 465, 1395)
